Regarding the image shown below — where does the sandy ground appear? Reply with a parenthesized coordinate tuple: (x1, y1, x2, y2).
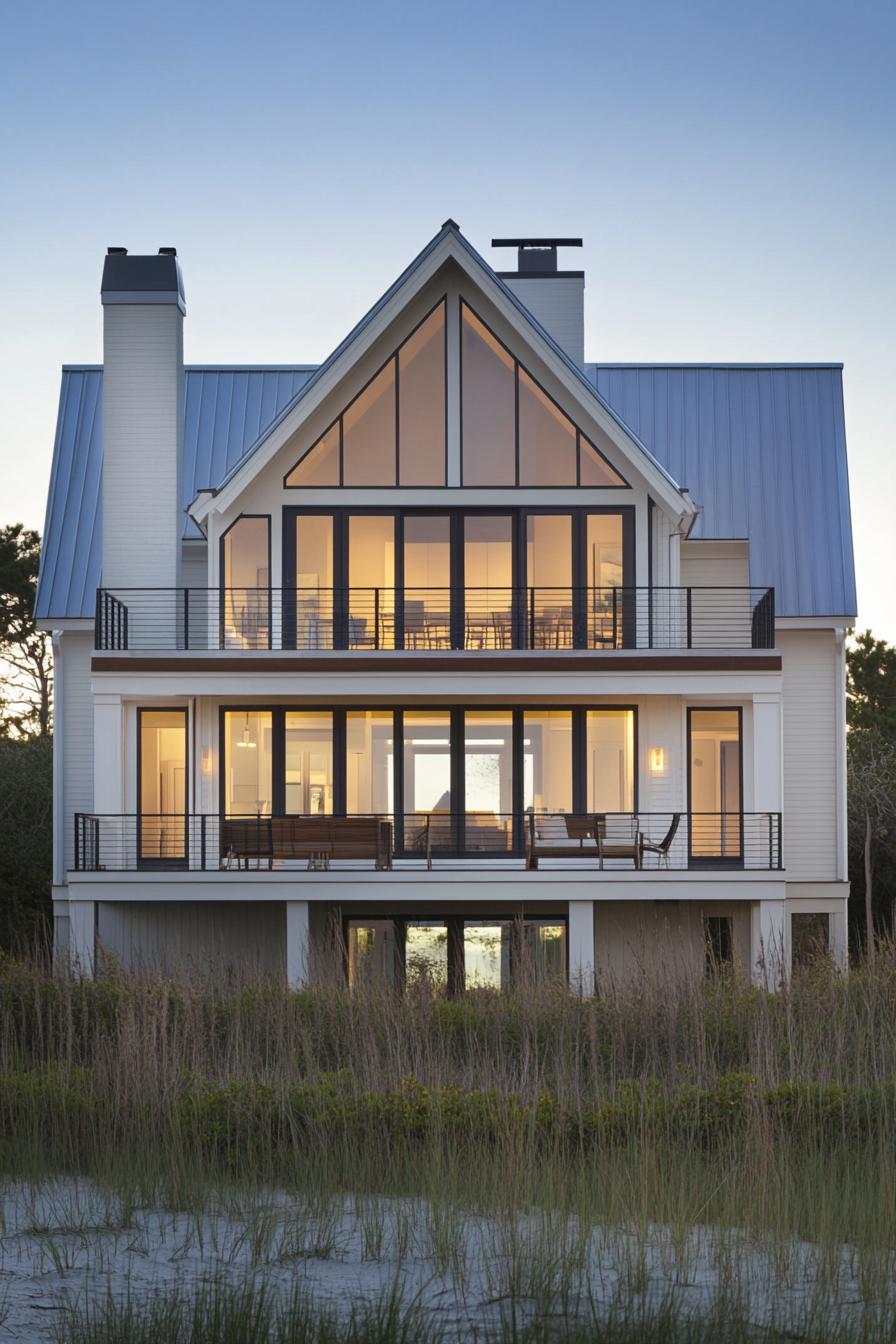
(0, 1177, 887, 1340)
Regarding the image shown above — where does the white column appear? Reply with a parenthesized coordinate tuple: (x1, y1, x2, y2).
(69, 900, 96, 979)
(568, 900, 595, 996)
(829, 902, 849, 973)
(751, 899, 787, 987)
(93, 694, 124, 813)
(286, 901, 311, 988)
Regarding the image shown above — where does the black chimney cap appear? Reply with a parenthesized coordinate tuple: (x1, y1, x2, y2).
(158, 247, 177, 256)
(107, 246, 128, 255)
(492, 237, 584, 280)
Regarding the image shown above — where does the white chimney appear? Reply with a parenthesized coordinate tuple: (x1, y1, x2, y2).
(101, 248, 185, 590)
(493, 238, 585, 366)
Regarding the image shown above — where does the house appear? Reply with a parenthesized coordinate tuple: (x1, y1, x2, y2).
(35, 222, 856, 990)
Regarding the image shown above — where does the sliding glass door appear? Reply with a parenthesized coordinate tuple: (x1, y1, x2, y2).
(138, 709, 187, 863)
(688, 709, 743, 862)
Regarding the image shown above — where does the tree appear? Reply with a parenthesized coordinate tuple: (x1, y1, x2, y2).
(0, 525, 52, 737)
(0, 734, 52, 951)
(847, 631, 896, 958)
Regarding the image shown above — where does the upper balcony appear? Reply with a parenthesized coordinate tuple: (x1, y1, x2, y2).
(94, 586, 775, 654)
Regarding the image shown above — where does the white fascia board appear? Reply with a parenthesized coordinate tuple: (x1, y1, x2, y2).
(192, 231, 693, 528)
(775, 617, 856, 631)
(36, 617, 94, 633)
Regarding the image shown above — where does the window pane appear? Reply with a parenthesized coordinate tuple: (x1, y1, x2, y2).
(464, 710, 513, 852)
(224, 710, 273, 815)
(689, 710, 741, 857)
(586, 709, 635, 812)
(524, 711, 572, 813)
(284, 711, 333, 815)
(527, 514, 573, 649)
(464, 515, 513, 650)
(586, 514, 625, 649)
(139, 710, 186, 860)
(347, 921, 398, 990)
(348, 515, 395, 649)
(399, 305, 446, 485)
(580, 434, 627, 486)
(518, 369, 577, 485)
(403, 710, 451, 814)
(346, 711, 394, 815)
(295, 514, 334, 649)
(285, 422, 340, 486)
(406, 923, 448, 990)
(221, 516, 270, 650)
(461, 306, 516, 485)
(404, 515, 450, 649)
(343, 361, 396, 485)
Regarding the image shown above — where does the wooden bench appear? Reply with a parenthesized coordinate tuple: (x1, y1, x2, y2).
(526, 814, 642, 870)
(221, 816, 393, 870)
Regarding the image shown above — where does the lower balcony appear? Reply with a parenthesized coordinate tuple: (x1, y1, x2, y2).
(73, 811, 783, 874)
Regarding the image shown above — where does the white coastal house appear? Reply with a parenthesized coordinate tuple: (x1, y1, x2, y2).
(35, 224, 856, 990)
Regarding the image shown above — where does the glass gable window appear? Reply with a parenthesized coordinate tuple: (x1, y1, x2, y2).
(284, 711, 333, 814)
(285, 300, 446, 488)
(586, 709, 635, 813)
(224, 710, 273, 816)
(221, 516, 270, 649)
(460, 306, 516, 485)
(398, 304, 446, 485)
(461, 300, 629, 489)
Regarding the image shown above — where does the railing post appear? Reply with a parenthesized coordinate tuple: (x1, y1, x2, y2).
(200, 814, 206, 872)
(374, 588, 380, 650)
(74, 814, 80, 871)
(529, 586, 536, 650)
(612, 587, 618, 647)
(183, 587, 190, 651)
(686, 587, 693, 649)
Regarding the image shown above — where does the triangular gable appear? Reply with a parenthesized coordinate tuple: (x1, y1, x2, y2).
(191, 222, 695, 529)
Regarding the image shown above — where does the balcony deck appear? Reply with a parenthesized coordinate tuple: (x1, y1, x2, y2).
(94, 586, 775, 654)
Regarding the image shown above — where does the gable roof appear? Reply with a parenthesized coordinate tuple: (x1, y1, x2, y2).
(35, 360, 856, 623)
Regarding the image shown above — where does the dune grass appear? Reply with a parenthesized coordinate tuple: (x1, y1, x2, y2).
(0, 949, 894, 1339)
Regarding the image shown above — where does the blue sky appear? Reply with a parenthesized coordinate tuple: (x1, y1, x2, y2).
(1, 0, 893, 636)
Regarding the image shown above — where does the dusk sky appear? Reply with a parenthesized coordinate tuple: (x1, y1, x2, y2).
(1, 0, 893, 637)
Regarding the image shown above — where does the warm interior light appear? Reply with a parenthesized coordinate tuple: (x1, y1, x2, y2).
(649, 747, 665, 773)
(236, 712, 257, 749)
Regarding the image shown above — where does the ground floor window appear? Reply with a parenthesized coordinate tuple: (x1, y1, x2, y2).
(703, 914, 734, 975)
(346, 917, 567, 992)
(220, 705, 637, 854)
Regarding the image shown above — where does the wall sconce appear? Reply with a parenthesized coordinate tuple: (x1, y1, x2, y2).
(649, 747, 666, 774)
(201, 750, 214, 775)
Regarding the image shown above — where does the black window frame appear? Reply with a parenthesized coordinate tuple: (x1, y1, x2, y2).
(137, 704, 189, 868)
(686, 705, 745, 868)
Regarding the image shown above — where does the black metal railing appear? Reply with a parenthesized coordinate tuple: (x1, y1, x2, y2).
(93, 586, 775, 652)
(73, 811, 782, 872)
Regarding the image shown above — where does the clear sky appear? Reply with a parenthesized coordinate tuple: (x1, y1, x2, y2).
(1, 0, 893, 637)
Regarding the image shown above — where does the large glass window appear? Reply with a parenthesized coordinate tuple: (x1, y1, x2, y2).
(346, 711, 394, 814)
(221, 516, 270, 649)
(348, 515, 395, 649)
(403, 515, 451, 649)
(139, 709, 187, 861)
(518, 369, 577, 486)
(295, 514, 334, 649)
(524, 710, 573, 814)
(343, 362, 396, 486)
(461, 306, 516, 486)
(224, 710, 273, 816)
(464, 710, 514, 852)
(689, 709, 742, 859)
(284, 712, 333, 815)
(586, 513, 625, 648)
(526, 515, 573, 648)
(580, 434, 627, 487)
(398, 305, 446, 485)
(586, 709, 635, 813)
(403, 711, 452, 816)
(464, 515, 513, 649)
(286, 301, 446, 488)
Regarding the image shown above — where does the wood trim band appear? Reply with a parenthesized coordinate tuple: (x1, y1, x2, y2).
(92, 653, 782, 674)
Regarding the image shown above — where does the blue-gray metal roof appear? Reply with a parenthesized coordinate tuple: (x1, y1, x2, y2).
(35, 361, 856, 622)
(584, 363, 856, 619)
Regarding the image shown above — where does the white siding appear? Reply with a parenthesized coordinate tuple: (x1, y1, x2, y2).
(680, 540, 749, 587)
(103, 303, 184, 589)
(779, 630, 840, 880)
(180, 545, 208, 590)
(59, 632, 94, 876)
(97, 901, 285, 975)
(500, 276, 585, 366)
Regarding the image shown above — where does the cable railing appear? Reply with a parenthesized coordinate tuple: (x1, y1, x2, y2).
(73, 811, 782, 872)
(94, 586, 775, 652)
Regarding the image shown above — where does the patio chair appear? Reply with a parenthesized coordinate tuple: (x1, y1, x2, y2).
(596, 814, 641, 869)
(639, 813, 681, 869)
